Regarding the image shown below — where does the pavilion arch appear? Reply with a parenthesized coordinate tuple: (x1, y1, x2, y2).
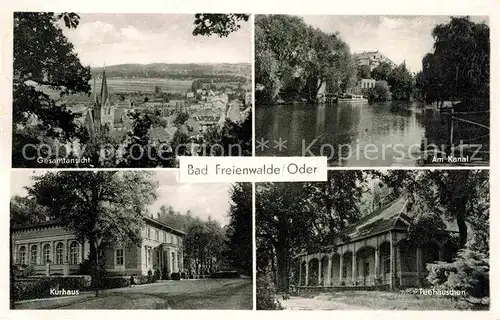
(320, 255, 329, 286)
(355, 246, 376, 286)
(308, 258, 319, 286)
(330, 253, 341, 286)
(341, 251, 353, 284)
(300, 260, 307, 286)
(399, 239, 418, 273)
(379, 241, 391, 284)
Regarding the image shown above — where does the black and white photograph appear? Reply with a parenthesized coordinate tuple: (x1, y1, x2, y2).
(10, 171, 253, 309)
(13, 13, 252, 168)
(255, 15, 490, 167)
(256, 170, 489, 310)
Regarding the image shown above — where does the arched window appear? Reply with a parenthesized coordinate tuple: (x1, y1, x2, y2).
(30, 245, 38, 265)
(19, 246, 27, 265)
(56, 243, 64, 264)
(43, 244, 51, 263)
(69, 242, 79, 264)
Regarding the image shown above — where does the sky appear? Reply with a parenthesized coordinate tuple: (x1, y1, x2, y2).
(10, 171, 233, 225)
(300, 15, 488, 72)
(62, 13, 252, 67)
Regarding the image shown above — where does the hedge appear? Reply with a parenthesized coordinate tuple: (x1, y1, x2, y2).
(12, 276, 91, 301)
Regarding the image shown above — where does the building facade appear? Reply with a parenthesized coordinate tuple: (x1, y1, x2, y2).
(296, 196, 459, 290)
(12, 216, 185, 277)
(354, 51, 396, 71)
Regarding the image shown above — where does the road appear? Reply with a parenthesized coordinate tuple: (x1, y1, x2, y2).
(17, 278, 253, 310)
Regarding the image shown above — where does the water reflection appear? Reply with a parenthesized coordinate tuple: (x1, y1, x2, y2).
(255, 101, 443, 167)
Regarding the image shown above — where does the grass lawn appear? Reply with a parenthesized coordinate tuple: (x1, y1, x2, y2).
(309, 291, 488, 310)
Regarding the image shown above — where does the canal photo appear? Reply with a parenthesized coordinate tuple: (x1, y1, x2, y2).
(255, 15, 490, 167)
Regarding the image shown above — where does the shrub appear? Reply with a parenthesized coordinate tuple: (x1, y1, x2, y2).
(427, 249, 489, 306)
(171, 272, 181, 280)
(12, 276, 91, 301)
(256, 271, 282, 310)
(100, 276, 130, 289)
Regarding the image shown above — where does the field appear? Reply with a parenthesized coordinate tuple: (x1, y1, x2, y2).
(93, 78, 194, 94)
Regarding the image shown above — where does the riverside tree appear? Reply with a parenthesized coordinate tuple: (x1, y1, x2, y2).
(27, 171, 158, 296)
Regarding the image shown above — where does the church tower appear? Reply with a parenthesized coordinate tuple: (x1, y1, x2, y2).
(91, 67, 114, 133)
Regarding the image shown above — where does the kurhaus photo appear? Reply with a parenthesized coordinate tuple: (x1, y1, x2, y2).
(256, 170, 489, 310)
(255, 15, 490, 167)
(13, 13, 252, 168)
(10, 171, 252, 309)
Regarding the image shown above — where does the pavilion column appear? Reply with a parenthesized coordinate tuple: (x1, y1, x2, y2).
(38, 242, 42, 265)
(416, 246, 422, 285)
(305, 258, 309, 286)
(52, 241, 55, 264)
(318, 256, 322, 286)
(389, 232, 395, 289)
(326, 255, 332, 286)
(339, 253, 344, 284)
(374, 246, 380, 282)
(352, 250, 357, 285)
(298, 258, 302, 286)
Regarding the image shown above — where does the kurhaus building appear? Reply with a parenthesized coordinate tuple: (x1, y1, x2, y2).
(296, 187, 460, 290)
(12, 216, 185, 277)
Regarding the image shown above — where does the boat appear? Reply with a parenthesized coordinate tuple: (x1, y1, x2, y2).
(337, 93, 368, 103)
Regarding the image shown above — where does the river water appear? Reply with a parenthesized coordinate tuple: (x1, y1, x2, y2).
(255, 101, 451, 167)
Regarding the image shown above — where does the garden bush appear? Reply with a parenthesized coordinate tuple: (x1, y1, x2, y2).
(100, 276, 130, 289)
(171, 272, 181, 280)
(427, 249, 489, 305)
(12, 276, 91, 301)
(256, 271, 282, 310)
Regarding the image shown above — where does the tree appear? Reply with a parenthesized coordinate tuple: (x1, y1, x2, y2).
(226, 183, 252, 275)
(387, 62, 414, 101)
(382, 170, 489, 250)
(371, 61, 393, 81)
(357, 64, 371, 80)
(10, 196, 50, 227)
(173, 111, 190, 126)
(364, 81, 390, 102)
(204, 111, 252, 157)
(13, 12, 91, 167)
(420, 17, 489, 109)
(120, 110, 175, 168)
(193, 14, 250, 37)
(154, 86, 161, 94)
(27, 171, 158, 296)
(255, 15, 356, 104)
(256, 171, 366, 292)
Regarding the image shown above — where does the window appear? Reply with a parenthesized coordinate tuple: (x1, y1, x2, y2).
(43, 244, 51, 263)
(147, 227, 151, 239)
(146, 247, 151, 267)
(19, 246, 27, 265)
(56, 243, 64, 264)
(155, 230, 159, 241)
(163, 232, 167, 243)
(30, 245, 38, 265)
(364, 261, 370, 276)
(168, 235, 172, 243)
(69, 242, 79, 264)
(116, 249, 124, 266)
(342, 265, 347, 278)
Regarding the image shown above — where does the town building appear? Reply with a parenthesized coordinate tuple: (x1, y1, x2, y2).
(296, 185, 459, 290)
(12, 216, 185, 277)
(354, 51, 396, 71)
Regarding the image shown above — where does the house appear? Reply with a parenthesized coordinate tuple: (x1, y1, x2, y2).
(358, 78, 376, 89)
(354, 51, 396, 71)
(296, 186, 459, 290)
(11, 216, 185, 277)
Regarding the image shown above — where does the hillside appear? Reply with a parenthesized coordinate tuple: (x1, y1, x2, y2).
(91, 63, 251, 80)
